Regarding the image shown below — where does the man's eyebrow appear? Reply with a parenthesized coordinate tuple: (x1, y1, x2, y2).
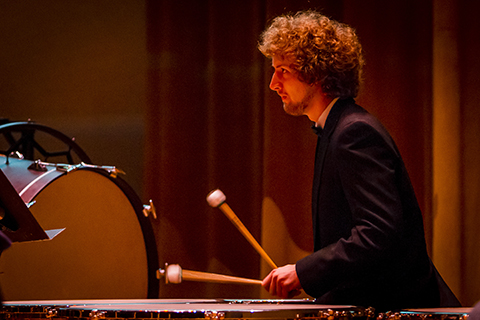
(272, 63, 291, 69)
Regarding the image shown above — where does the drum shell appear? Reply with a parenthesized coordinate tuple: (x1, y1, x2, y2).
(0, 158, 158, 300)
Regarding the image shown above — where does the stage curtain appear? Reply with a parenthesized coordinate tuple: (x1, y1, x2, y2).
(432, 0, 480, 306)
(144, 0, 266, 298)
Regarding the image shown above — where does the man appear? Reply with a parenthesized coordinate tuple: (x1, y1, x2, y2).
(258, 11, 460, 311)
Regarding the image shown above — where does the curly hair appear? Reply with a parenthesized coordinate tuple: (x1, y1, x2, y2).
(258, 11, 365, 99)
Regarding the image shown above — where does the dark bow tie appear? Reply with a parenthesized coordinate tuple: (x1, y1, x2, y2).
(311, 124, 323, 137)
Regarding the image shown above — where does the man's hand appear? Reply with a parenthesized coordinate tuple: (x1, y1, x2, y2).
(262, 264, 302, 298)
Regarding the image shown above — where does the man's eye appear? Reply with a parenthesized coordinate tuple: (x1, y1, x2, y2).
(281, 68, 288, 74)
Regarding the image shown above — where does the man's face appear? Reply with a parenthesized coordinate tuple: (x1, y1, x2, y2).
(269, 55, 316, 116)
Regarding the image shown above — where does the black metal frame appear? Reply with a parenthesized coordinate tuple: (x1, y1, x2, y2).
(0, 121, 91, 164)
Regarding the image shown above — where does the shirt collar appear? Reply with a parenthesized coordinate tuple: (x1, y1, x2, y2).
(315, 97, 339, 128)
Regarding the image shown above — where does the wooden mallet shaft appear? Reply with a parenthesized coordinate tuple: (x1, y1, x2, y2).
(157, 263, 263, 286)
(182, 269, 262, 285)
(206, 189, 278, 269)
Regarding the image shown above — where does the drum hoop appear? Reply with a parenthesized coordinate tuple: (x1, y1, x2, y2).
(19, 169, 61, 199)
(0, 301, 372, 320)
(377, 309, 471, 320)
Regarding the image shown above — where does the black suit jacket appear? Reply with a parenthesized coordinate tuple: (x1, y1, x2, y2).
(296, 98, 459, 311)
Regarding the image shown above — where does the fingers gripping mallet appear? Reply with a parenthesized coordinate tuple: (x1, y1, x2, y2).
(206, 189, 278, 269)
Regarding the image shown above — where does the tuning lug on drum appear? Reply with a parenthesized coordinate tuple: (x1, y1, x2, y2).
(89, 310, 106, 320)
(205, 311, 225, 320)
(45, 307, 58, 318)
(27, 160, 48, 172)
(143, 199, 157, 219)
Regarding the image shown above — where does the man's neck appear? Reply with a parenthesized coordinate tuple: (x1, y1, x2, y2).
(304, 93, 335, 122)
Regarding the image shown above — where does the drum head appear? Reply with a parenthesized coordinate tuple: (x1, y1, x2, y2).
(0, 168, 154, 300)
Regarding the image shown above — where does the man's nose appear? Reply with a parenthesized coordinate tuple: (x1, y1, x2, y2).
(269, 73, 281, 91)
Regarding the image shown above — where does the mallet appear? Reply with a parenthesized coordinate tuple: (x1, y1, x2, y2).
(157, 263, 263, 286)
(206, 189, 277, 269)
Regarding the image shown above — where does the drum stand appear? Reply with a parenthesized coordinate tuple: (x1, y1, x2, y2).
(0, 120, 89, 243)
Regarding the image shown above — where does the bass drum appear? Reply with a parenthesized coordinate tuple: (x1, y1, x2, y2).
(0, 157, 159, 300)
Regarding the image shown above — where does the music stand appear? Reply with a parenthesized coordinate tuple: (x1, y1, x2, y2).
(0, 167, 63, 243)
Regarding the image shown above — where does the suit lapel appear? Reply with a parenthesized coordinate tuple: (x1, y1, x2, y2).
(311, 98, 354, 247)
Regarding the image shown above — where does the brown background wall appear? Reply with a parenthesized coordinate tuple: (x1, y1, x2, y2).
(1, 0, 479, 306)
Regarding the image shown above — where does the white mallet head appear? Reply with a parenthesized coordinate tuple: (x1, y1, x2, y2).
(206, 189, 226, 208)
(166, 264, 182, 284)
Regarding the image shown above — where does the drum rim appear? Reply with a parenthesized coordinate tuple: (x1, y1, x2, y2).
(1, 300, 369, 319)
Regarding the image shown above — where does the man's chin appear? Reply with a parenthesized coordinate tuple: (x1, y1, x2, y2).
(283, 103, 303, 116)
